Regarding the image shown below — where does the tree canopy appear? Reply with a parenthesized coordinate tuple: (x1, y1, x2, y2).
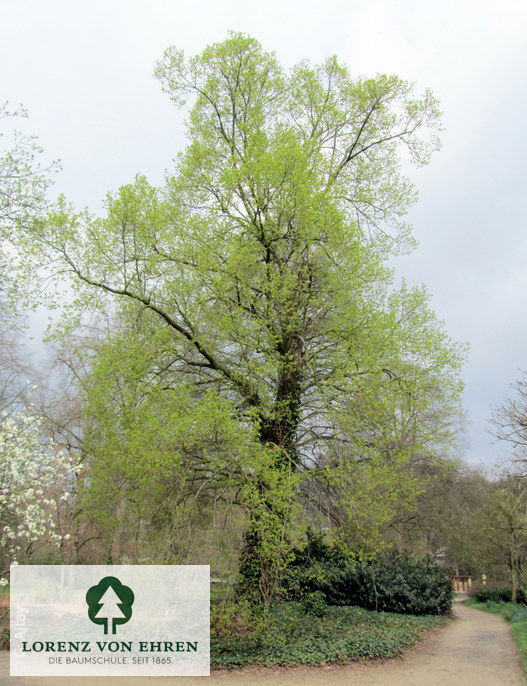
(13, 33, 465, 600)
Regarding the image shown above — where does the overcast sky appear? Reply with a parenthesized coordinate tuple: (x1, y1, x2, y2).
(2, 0, 526, 465)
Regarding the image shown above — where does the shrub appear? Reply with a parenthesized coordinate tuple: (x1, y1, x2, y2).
(210, 598, 265, 637)
(341, 550, 453, 615)
(474, 587, 527, 604)
(283, 536, 453, 615)
(281, 530, 355, 604)
(467, 580, 493, 598)
(299, 591, 328, 617)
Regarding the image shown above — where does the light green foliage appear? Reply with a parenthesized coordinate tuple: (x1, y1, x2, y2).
(79, 326, 258, 548)
(15, 34, 464, 598)
(0, 102, 57, 235)
(1, 102, 59, 318)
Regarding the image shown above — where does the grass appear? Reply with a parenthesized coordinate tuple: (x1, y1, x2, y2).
(211, 601, 447, 667)
(465, 598, 527, 674)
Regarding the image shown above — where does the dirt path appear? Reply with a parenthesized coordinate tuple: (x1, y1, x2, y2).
(0, 600, 523, 685)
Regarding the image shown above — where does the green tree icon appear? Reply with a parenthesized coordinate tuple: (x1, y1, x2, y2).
(86, 576, 134, 635)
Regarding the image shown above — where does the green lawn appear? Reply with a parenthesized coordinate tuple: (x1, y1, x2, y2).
(465, 599, 527, 674)
(212, 601, 446, 667)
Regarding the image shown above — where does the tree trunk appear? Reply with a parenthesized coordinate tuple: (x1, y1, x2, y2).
(511, 547, 518, 603)
(259, 333, 303, 465)
(239, 335, 304, 604)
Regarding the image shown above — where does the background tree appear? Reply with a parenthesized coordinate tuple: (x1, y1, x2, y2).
(0, 102, 74, 581)
(470, 471, 527, 601)
(0, 101, 58, 237)
(0, 412, 77, 585)
(15, 34, 465, 603)
(390, 463, 486, 572)
(1, 102, 58, 411)
(490, 372, 527, 471)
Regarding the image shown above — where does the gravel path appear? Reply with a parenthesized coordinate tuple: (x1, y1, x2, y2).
(0, 600, 523, 685)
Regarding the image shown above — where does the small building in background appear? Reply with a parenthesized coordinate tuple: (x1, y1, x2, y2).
(452, 575, 472, 593)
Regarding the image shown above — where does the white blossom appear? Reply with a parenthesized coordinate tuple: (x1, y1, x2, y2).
(0, 413, 78, 585)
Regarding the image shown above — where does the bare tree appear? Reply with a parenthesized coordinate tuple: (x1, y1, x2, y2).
(490, 372, 527, 471)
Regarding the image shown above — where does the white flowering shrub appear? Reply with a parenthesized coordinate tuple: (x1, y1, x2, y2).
(0, 412, 78, 585)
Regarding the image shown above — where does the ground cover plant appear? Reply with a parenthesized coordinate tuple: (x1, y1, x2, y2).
(211, 600, 446, 667)
(0, 585, 8, 651)
(0, 586, 446, 665)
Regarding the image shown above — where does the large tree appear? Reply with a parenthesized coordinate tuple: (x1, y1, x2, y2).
(16, 34, 464, 600)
